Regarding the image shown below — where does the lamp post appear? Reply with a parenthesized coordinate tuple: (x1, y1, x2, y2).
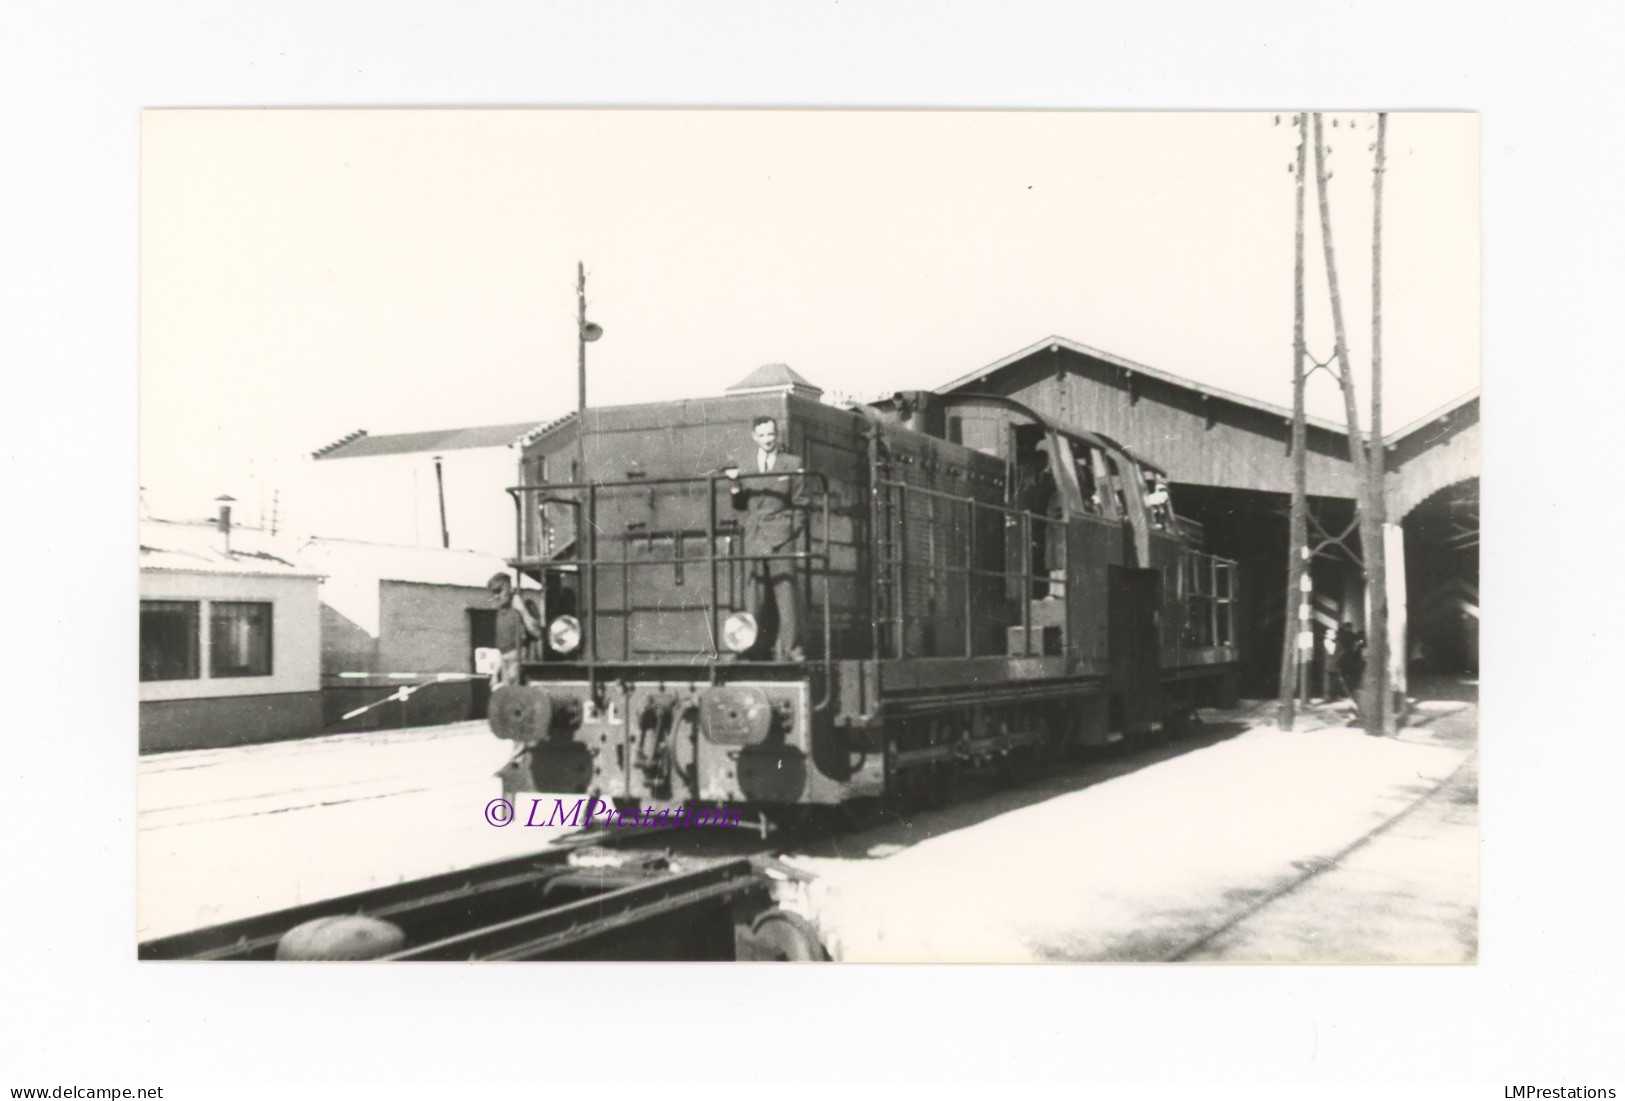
(576, 261, 602, 483)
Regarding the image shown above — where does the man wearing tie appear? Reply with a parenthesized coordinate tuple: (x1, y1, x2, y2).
(726, 415, 807, 661)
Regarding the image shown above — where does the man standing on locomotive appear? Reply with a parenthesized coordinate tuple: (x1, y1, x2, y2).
(725, 415, 807, 661)
(488, 572, 542, 687)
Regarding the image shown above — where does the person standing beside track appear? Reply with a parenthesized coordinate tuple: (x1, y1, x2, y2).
(488, 572, 542, 687)
(726, 415, 808, 661)
(1334, 620, 1367, 700)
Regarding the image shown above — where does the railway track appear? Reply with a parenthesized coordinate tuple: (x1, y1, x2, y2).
(139, 825, 825, 962)
(141, 713, 1252, 963)
(1158, 748, 1479, 962)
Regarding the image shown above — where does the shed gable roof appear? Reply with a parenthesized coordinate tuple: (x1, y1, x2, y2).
(939, 335, 1353, 437)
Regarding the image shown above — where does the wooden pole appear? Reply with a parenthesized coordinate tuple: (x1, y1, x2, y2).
(433, 455, 450, 548)
(1369, 112, 1393, 734)
(1311, 113, 1384, 734)
(1278, 114, 1310, 730)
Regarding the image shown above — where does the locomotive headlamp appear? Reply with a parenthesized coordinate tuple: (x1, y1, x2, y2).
(548, 615, 582, 655)
(722, 612, 758, 654)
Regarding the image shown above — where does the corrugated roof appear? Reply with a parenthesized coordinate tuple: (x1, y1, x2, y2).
(516, 410, 577, 448)
(139, 519, 322, 578)
(312, 422, 541, 460)
(139, 549, 319, 577)
(138, 519, 537, 587)
(939, 335, 1354, 436)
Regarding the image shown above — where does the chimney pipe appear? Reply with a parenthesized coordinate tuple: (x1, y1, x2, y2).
(215, 494, 236, 555)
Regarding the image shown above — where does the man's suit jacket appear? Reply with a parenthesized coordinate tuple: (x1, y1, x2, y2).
(730, 451, 807, 554)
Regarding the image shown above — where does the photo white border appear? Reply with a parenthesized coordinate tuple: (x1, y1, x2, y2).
(2, 0, 1611, 1085)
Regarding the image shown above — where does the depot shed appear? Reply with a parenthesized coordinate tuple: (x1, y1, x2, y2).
(937, 336, 1479, 694)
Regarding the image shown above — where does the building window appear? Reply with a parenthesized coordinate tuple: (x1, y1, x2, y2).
(140, 600, 200, 681)
(210, 601, 274, 678)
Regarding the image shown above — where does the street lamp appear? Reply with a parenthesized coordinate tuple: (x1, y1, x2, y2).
(576, 261, 602, 483)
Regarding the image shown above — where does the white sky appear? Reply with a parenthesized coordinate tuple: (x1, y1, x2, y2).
(140, 109, 1477, 521)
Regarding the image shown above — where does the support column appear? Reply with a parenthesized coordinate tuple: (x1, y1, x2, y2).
(1342, 564, 1366, 632)
(1297, 565, 1314, 703)
(1385, 521, 1408, 704)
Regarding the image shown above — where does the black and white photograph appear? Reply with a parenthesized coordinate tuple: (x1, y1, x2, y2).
(136, 108, 1479, 964)
(11, 3, 1625, 1091)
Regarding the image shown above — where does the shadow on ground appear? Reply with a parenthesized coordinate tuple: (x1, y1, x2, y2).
(588, 715, 1253, 864)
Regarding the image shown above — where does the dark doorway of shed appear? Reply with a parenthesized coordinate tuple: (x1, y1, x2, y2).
(1403, 478, 1478, 676)
(1164, 483, 1360, 699)
(468, 608, 495, 720)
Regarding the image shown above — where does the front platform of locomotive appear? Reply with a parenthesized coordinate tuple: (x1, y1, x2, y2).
(486, 391, 870, 821)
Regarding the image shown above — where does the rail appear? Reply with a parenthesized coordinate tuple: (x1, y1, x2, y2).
(138, 846, 810, 962)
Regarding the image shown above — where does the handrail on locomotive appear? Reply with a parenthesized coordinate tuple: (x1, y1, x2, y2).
(506, 470, 838, 707)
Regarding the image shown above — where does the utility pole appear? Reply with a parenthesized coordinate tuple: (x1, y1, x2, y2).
(1311, 112, 1387, 735)
(1278, 112, 1310, 730)
(1369, 112, 1393, 735)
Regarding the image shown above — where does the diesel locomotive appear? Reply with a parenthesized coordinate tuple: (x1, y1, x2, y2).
(488, 381, 1239, 819)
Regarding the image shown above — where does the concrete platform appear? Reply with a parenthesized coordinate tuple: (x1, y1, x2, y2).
(137, 721, 573, 940)
(139, 683, 1479, 962)
(781, 686, 1478, 963)
(1180, 749, 1477, 962)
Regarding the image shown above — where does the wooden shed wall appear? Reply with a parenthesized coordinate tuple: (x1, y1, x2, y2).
(948, 345, 1361, 499)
